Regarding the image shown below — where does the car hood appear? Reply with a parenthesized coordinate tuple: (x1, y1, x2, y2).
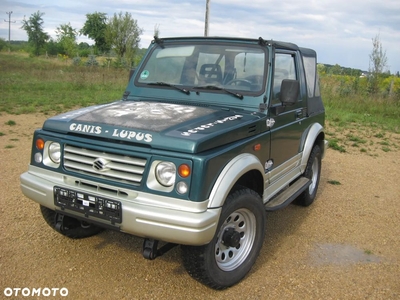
(43, 100, 263, 153)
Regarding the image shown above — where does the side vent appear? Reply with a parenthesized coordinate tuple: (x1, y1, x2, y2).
(248, 125, 257, 134)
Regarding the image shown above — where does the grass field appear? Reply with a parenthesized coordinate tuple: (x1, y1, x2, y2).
(0, 53, 128, 114)
(322, 75, 400, 132)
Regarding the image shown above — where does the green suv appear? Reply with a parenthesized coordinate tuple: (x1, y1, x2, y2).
(21, 36, 327, 289)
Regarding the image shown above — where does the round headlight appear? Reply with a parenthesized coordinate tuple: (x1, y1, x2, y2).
(155, 162, 176, 187)
(48, 142, 61, 164)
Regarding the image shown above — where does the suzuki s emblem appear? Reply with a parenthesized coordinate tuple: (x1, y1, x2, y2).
(93, 158, 110, 172)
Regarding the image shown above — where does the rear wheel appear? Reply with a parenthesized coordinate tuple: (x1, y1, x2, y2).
(296, 144, 322, 206)
(40, 205, 104, 239)
(181, 188, 266, 289)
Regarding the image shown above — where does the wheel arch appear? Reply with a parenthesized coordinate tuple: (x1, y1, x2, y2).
(208, 153, 265, 209)
(300, 122, 326, 172)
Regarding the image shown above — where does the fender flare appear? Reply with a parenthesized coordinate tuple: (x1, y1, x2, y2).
(300, 123, 325, 172)
(207, 153, 265, 209)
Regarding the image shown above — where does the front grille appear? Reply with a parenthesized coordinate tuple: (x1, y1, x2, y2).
(63, 145, 147, 186)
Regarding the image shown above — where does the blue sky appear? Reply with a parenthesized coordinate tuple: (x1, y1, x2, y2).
(1, 0, 399, 73)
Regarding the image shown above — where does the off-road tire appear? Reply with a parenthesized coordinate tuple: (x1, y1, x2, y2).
(181, 188, 266, 289)
(40, 205, 104, 239)
(296, 144, 322, 206)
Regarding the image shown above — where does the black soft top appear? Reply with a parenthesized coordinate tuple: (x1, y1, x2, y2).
(299, 47, 317, 58)
(156, 36, 316, 57)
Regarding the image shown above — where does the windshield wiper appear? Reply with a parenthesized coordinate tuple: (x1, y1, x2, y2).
(194, 85, 243, 100)
(146, 82, 190, 95)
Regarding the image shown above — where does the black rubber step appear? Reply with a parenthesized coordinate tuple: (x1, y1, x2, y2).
(264, 177, 311, 211)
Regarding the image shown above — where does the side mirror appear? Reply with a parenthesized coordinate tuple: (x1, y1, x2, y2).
(280, 79, 300, 105)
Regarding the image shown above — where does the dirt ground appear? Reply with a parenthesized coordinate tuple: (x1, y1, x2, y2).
(0, 113, 399, 299)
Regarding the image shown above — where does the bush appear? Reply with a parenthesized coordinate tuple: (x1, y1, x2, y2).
(113, 57, 131, 69)
(46, 40, 63, 56)
(78, 49, 90, 57)
(0, 38, 7, 51)
(72, 56, 81, 66)
(85, 55, 99, 67)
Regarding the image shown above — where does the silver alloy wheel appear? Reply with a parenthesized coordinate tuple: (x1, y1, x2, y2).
(309, 156, 320, 194)
(215, 208, 256, 271)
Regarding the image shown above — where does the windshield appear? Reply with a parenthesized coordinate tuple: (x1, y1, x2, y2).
(136, 43, 266, 95)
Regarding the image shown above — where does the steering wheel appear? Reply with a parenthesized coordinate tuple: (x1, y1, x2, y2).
(226, 79, 253, 87)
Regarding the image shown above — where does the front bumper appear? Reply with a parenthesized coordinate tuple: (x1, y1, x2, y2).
(20, 165, 220, 245)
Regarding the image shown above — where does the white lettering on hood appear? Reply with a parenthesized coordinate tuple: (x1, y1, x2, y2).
(181, 115, 243, 136)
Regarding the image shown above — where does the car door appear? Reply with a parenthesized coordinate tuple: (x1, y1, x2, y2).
(268, 51, 308, 182)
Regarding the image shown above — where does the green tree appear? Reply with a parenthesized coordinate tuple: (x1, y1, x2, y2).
(21, 11, 50, 56)
(105, 11, 143, 67)
(368, 34, 388, 93)
(369, 34, 388, 75)
(56, 23, 78, 57)
(330, 64, 342, 75)
(78, 42, 90, 49)
(80, 12, 109, 53)
(317, 64, 326, 75)
(77, 42, 91, 57)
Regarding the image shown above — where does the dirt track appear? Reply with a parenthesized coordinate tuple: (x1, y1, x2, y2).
(0, 113, 399, 299)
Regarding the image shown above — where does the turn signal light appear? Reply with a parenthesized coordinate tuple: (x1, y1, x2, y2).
(253, 144, 261, 151)
(178, 164, 191, 178)
(36, 138, 45, 150)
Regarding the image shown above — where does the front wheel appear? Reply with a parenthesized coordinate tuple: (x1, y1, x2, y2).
(181, 188, 266, 289)
(40, 205, 104, 239)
